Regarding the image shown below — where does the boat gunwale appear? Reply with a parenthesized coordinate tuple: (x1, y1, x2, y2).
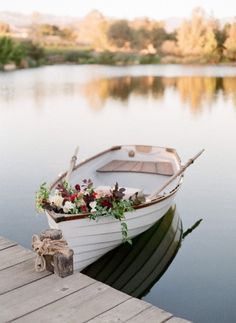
(47, 144, 182, 223)
(46, 183, 181, 223)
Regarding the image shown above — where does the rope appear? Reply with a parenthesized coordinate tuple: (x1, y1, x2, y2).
(32, 235, 71, 272)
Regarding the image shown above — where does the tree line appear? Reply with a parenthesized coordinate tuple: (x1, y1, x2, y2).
(0, 8, 236, 68)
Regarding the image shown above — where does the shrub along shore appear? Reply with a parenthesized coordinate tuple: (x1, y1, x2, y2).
(0, 35, 235, 71)
(1, 40, 235, 72)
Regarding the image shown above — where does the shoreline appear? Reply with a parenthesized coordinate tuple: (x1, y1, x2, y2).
(1, 60, 236, 73)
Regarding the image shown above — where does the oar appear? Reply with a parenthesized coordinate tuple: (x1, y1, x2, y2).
(65, 146, 79, 183)
(147, 149, 205, 201)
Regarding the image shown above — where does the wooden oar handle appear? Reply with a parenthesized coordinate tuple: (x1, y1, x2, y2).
(147, 149, 205, 201)
(65, 146, 79, 183)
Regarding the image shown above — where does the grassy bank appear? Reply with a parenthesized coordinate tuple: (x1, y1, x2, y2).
(43, 47, 161, 65)
(0, 39, 235, 72)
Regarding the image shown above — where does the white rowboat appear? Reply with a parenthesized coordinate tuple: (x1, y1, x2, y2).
(45, 145, 203, 271)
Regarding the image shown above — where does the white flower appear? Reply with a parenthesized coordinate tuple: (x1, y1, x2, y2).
(49, 194, 64, 208)
(89, 201, 97, 212)
(63, 201, 75, 213)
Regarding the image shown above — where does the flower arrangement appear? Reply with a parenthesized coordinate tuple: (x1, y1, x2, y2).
(36, 179, 137, 243)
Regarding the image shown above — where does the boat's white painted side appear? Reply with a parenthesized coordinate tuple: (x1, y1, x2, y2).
(46, 190, 177, 271)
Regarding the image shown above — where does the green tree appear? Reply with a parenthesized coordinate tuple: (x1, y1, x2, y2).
(36, 24, 61, 36)
(131, 28, 151, 50)
(0, 37, 14, 67)
(11, 42, 26, 66)
(108, 20, 132, 48)
(150, 27, 168, 50)
(60, 28, 76, 41)
(22, 40, 44, 64)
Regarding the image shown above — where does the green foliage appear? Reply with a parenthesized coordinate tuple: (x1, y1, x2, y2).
(0, 37, 14, 67)
(97, 51, 116, 64)
(214, 29, 227, 47)
(63, 50, 95, 64)
(60, 28, 76, 41)
(2, 9, 236, 68)
(22, 41, 45, 64)
(90, 198, 133, 243)
(0, 37, 45, 68)
(139, 54, 160, 64)
(35, 183, 50, 213)
(36, 24, 61, 36)
(10, 42, 26, 66)
(108, 20, 133, 48)
(150, 27, 168, 50)
(131, 28, 150, 50)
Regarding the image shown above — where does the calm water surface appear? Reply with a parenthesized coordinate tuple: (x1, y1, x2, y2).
(1, 64, 236, 323)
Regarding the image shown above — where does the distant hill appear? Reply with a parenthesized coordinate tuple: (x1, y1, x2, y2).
(0, 11, 80, 28)
(0, 10, 235, 32)
(164, 16, 236, 32)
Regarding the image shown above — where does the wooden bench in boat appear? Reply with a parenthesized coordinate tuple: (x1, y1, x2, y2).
(97, 160, 174, 176)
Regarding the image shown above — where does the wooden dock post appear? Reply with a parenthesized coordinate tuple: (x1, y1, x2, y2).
(32, 229, 74, 278)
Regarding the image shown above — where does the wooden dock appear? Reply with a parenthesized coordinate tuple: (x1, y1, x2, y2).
(0, 236, 191, 323)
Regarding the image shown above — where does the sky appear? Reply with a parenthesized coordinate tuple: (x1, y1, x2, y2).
(0, 0, 235, 19)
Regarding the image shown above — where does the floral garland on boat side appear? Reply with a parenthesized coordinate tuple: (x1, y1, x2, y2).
(36, 179, 142, 244)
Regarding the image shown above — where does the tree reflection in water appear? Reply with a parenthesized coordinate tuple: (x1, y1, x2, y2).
(80, 75, 236, 114)
(1, 72, 236, 114)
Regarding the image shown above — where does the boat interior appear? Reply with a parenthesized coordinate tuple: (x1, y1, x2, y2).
(57, 145, 182, 199)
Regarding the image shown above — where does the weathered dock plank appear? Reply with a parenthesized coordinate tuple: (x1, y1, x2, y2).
(14, 282, 131, 322)
(0, 272, 95, 321)
(0, 237, 17, 251)
(87, 297, 152, 322)
(0, 236, 191, 323)
(0, 244, 33, 270)
(125, 305, 173, 323)
(0, 257, 52, 295)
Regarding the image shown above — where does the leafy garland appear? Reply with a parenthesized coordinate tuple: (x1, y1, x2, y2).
(36, 180, 138, 244)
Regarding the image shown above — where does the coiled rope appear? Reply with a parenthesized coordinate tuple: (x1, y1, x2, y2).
(32, 235, 71, 272)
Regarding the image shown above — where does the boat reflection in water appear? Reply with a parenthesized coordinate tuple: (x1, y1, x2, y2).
(82, 205, 182, 298)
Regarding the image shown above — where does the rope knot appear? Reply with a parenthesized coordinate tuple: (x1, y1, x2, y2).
(32, 234, 71, 272)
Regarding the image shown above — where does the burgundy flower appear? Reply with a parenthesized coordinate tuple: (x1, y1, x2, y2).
(70, 194, 77, 202)
(92, 192, 97, 198)
(100, 199, 113, 209)
(81, 205, 88, 213)
(75, 184, 80, 191)
(83, 193, 95, 205)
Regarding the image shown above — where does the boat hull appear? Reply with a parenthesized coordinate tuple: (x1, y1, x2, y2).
(82, 205, 182, 298)
(46, 191, 177, 271)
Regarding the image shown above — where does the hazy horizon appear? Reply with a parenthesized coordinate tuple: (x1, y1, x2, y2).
(0, 0, 235, 20)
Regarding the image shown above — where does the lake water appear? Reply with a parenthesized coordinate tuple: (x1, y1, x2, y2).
(1, 64, 236, 323)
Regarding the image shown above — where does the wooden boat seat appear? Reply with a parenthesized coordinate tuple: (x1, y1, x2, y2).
(97, 159, 174, 176)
